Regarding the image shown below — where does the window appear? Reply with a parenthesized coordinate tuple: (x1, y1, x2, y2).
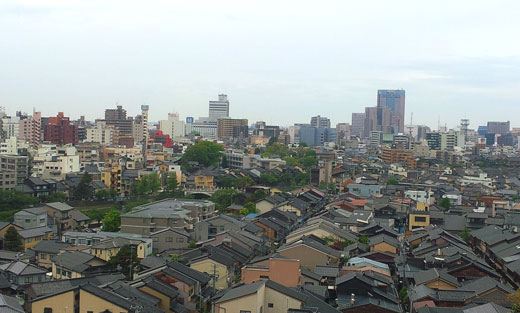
(240, 311, 251, 313)
(414, 216, 427, 222)
(176, 238, 184, 243)
(44, 308, 53, 313)
(56, 268, 61, 275)
(24, 277, 31, 283)
(166, 237, 173, 242)
(268, 303, 274, 308)
(87, 311, 93, 313)
(153, 237, 158, 242)
(25, 219, 31, 223)
(260, 275, 269, 279)
(40, 253, 47, 260)
(67, 271, 71, 278)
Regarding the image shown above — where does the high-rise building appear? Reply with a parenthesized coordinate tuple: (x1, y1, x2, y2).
(19, 111, 41, 147)
(104, 105, 133, 136)
(298, 126, 336, 147)
(44, 112, 78, 145)
(336, 123, 350, 143)
(141, 105, 149, 147)
(217, 118, 248, 139)
(426, 132, 441, 150)
(310, 115, 331, 128)
(86, 121, 118, 145)
(364, 107, 378, 138)
(209, 94, 230, 121)
(1, 115, 19, 139)
(487, 121, 510, 135)
(351, 113, 365, 138)
(377, 89, 405, 134)
(159, 113, 185, 139)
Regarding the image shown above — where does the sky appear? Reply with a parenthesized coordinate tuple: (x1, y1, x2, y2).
(1, 0, 519, 130)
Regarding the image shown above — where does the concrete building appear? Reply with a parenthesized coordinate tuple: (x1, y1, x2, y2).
(104, 105, 133, 136)
(86, 121, 117, 145)
(159, 113, 185, 139)
(377, 89, 406, 134)
(351, 112, 365, 138)
(310, 115, 331, 128)
(426, 132, 441, 150)
(298, 126, 336, 147)
(44, 112, 78, 145)
(140, 105, 149, 147)
(1, 115, 19, 139)
(368, 131, 383, 146)
(0, 155, 29, 190)
(487, 121, 510, 135)
(381, 149, 416, 168)
(188, 117, 217, 139)
(209, 94, 230, 121)
(363, 107, 378, 138)
(18, 111, 41, 147)
(217, 118, 248, 139)
(120, 199, 215, 235)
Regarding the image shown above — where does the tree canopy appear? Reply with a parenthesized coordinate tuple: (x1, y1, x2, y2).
(73, 171, 93, 200)
(0, 190, 39, 211)
(133, 173, 162, 196)
(182, 141, 224, 169)
(108, 245, 140, 280)
(438, 197, 451, 210)
(102, 209, 121, 232)
(4, 226, 22, 252)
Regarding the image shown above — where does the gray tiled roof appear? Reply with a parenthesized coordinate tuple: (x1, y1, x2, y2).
(18, 226, 52, 239)
(51, 251, 105, 273)
(0, 294, 24, 313)
(44, 202, 74, 212)
(31, 240, 70, 254)
(413, 268, 459, 287)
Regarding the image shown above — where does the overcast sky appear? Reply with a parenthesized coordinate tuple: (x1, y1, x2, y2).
(1, 0, 519, 129)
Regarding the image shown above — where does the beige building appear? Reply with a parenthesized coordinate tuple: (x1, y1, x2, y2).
(214, 280, 306, 313)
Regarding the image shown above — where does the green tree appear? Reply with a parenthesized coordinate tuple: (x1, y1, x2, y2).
(4, 226, 22, 252)
(508, 289, 520, 313)
(237, 176, 254, 189)
(0, 190, 39, 210)
(134, 173, 162, 196)
(285, 156, 300, 167)
(459, 227, 472, 244)
(216, 176, 237, 188)
(102, 209, 121, 232)
(399, 286, 409, 311)
(358, 235, 369, 245)
(260, 174, 279, 186)
(165, 173, 179, 195)
(387, 178, 399, 185)
(263, 143, 289, 158)
(182, 141, 224, 169)
(328, 182, 336, 194)
(46, 192, 68, 203)
(73, 171, 93, 200)
(108, 245, 140, 280)
(188, 241, 197, 248)
(170, 254, 180, 261)
(248, 190, 267, 203)
(84, 208, 107, 223)
(438, 197, 451, 210)
(302, 155, 317, 169)
(210, 189, 239, 211)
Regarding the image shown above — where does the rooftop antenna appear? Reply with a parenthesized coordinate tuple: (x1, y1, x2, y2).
(410, 112, 413, 125)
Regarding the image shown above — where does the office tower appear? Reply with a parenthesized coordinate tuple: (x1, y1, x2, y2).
(217, 118, 248, 139)
(364, 107, 378, 138)
(1, 115, 19, 139)
(298, 126, 336, 146)
(377, 89, 405, 134)
(487, 121, 510, 135)
(104, 105, 133, 136)
(19, 111, 41, 147)
(477, 126, 488, 136)
(351, 113, 365, 138)
(310, 115, 331, 128)
(209, 94, 230, 120)
(44, 112, 79, 145)
(141, 105, 149, 147)
(426, 132, 441, 150)
(159, 113, 186, 139)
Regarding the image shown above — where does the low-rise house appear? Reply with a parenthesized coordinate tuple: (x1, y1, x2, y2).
(278, 237, 344, 270)
(188, 246, 238, 290)
(134, 261, 211, 312)
(241, 255, 301, 287)
(150, 227, 191, 253)
(30, 240, 71, 269)
(285, 219, 358, 244)
(254, 217, 290, 241)
(194, 214, 246, 241)
(413, 268, 460, 290)
(0, 261, 49, 289)
(91, 236, 152, 261)
(0, 294, 24, 313)
(62, 231, 153, 258)
(51, 251, 109, 279)
(18, 226, 52, 251)
(256, 194, 287, 214)
(214, 280, 307, 313)
(129, 275, 187, 313)
(369, 234, 400, 254)
(13, 207, 50, 229)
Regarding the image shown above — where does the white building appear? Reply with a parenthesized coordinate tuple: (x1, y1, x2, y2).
(404, 190, 434, 204)
(208, 94, 229, 121)
(86, 121, 117, 145)
(189, 117, 217, 139)
(159, 113, 185, 139)
(32, 145, 80, 179)
(460, 172, 493, 188)
(1, 115, 19, 139)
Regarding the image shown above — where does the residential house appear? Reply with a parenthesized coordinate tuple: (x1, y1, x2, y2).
(241, 255, 301, 287)
(277, 237, 344, 270)
(38, 202, 88, 235)
(30, 240, 71, 269)
(214, 280, 307, 313)
(0, 261, 48, 290)
(13, 207, 49, 230)
(18, 226, 52, 251)
(194, 214, 246, 241)
(285, 219, 358, 244)
(150, 227, 191, 253)
(368, 234, 400, 254)
(62, 231, 153, 258)
(91, 236, 152, 261)
(413, 268, 460, 290)
(0, 294, 24, 313)
(51, 251, 109, 279)
(129, 275, 187, 313)
(188, 246, 238, 290)
(256, 194, 287, 214)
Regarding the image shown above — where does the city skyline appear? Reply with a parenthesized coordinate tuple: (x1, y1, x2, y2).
(1, 0, 520, 129)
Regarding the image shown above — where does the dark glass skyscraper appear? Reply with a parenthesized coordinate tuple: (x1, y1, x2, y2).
(377, 90, 405, 134)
